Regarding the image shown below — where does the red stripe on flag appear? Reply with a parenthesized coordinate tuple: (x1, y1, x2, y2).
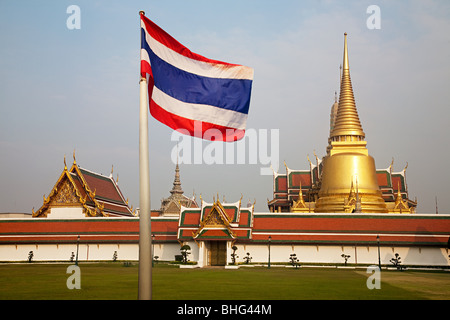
(141, 15, 239, 67)
(149, 100, 245, 142)
(140, 60, 152, 78)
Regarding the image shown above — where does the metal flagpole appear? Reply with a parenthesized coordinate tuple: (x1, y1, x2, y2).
(138, 10, 152, 300)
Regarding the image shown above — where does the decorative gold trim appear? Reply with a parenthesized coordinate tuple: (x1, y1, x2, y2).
(33, 157, 108, 217)
(392, 182, 410, 213)
(192, 199, 236, 239)
(291, 180, 310, 212)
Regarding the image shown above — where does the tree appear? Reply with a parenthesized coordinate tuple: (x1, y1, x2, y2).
(28, 251, 34, 263)
(390, 253, 403, 270)
(243, 252, 252, 264)
(180, 245, 191, 264)
(289, 253, 300, 268)
(341, 254, 351, 266)
(231, 245, 239, 265)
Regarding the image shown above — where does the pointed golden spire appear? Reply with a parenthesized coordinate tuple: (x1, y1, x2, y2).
(343, 33, 349, 70)
(330, 33, 365, 140)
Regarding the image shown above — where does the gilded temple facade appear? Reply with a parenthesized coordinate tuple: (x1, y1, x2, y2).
(268, 33, 417, 214)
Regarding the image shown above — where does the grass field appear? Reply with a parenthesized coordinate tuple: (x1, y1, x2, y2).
(0, 263, 449, 300)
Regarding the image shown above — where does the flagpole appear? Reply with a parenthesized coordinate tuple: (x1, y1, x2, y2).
(138, 10, 152, 300)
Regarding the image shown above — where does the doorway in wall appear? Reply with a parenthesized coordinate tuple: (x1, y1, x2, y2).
(209, 241, 226, 266)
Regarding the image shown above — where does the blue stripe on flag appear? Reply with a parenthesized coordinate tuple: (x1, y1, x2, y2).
(142, 36, 252, 115)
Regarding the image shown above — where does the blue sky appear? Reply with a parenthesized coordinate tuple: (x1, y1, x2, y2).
(1, 1, 449, 213)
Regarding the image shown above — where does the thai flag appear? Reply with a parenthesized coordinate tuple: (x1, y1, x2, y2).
(140, 14, 253, 142)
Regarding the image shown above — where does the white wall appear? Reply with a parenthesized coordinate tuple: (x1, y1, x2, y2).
(230, 243, 449, 267)
(0, 243, 137, 262)
(1, 242, 448, 267)
(47, 207, 85, 219)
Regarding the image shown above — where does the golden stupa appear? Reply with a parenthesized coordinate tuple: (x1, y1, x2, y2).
(268, 33, 416, 214)
(314, 33, 388, 213)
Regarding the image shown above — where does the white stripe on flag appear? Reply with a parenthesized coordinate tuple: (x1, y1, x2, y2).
(141, 22, 253, 80)
(140, 48, 150, 66)
(152, 86, 248, 130)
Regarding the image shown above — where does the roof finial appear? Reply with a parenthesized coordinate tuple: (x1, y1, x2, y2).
(170, 160, 183, 195)
(73, 149, 76, 165)
(355, 176, 362, 213)
(343, 32, 349, 70)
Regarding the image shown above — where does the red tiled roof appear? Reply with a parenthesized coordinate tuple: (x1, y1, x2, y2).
(274, 175, 287, 192)
(376, 171, 390, 188)
(288, 171, 312, 188)
(33, 162, 134, 218)
(72, 166, 133, 217)
(76, 168, 125, 204)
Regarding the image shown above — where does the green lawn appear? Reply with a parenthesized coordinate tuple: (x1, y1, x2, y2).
(0, 263, 449, 300)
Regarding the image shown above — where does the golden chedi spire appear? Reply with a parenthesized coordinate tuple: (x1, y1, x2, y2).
(330, 33, 365, 141)
(315, 33, 387, 213)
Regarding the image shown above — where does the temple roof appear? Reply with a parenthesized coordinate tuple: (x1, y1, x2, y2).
(268, 156, 417, 212)
(178, 197, 254, 241)
(33, 156, 134, 218)
(158, 162, 198, 216)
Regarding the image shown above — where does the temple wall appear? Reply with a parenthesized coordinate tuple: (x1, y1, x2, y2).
(1, 242, 448, 267)
(1, 216, 448, 267)
(0, 243, 138, 262)
(231, 243, 449, 266)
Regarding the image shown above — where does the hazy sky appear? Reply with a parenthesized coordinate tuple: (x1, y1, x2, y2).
(1, 0, 449, 214)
